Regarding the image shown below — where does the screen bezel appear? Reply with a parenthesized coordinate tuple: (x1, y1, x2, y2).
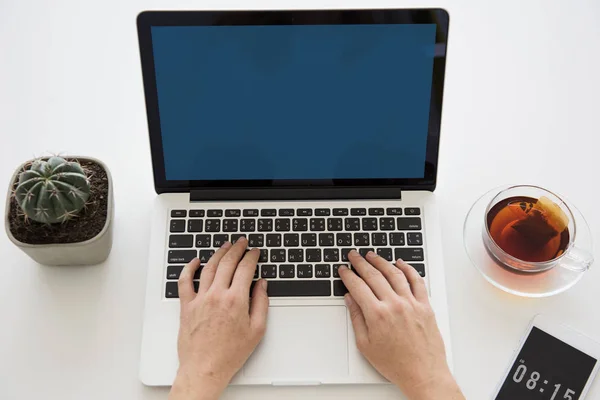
(137, 9, 450, 194)
(493, 314, 600, 399)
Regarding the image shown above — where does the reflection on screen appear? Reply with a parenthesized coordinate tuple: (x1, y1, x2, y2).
(151, 24, 437, 181)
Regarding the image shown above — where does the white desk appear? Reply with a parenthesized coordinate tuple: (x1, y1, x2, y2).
(1, 0, 599, 398)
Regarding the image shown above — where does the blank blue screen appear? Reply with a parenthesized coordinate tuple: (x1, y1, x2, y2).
(151, 24, 436, 181)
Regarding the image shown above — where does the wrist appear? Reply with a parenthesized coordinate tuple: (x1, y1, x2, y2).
(169, 367, 229, 400)
(400, 368, 464, 400)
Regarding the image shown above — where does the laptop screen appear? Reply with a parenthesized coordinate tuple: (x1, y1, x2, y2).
(150, 24, 437, 182)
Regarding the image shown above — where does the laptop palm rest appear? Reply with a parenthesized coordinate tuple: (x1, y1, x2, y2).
(243, 306, 349, 384)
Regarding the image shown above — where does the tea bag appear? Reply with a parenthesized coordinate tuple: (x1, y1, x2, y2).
(509, 196, 567, 250)
(532, 196, 569, 232)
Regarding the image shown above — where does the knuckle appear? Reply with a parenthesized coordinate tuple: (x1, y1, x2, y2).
(355, 335, 369, 351)
(364, 268, 382, 279)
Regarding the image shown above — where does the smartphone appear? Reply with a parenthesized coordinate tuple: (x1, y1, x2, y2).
(493, 314, 600, 400)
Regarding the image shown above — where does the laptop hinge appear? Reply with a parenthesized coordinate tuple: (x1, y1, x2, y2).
(190, 187, 402, 202)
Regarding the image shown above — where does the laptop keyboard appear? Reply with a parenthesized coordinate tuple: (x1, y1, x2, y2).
(165, 207, 426, 299)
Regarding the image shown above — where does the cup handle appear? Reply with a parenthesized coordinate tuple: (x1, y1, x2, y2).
(559, 247, 594, 272)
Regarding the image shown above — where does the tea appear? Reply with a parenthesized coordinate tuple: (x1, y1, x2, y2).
(486, 196, 570, 262)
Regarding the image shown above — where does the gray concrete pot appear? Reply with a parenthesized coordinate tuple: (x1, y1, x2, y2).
(4, 156, 114, 266)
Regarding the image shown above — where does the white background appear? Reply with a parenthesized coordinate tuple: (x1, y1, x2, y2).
(1, 0, 599, 399)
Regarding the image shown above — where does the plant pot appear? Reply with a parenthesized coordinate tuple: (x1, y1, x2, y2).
(4, 156, 114, 266)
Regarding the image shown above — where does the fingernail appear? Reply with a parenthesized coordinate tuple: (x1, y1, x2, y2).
(238, 237, 247, 243)
(338, 265, 347, 271)
(222, 241, 232, 248)
(344, 294, 353, 307)
(261, 279, 268, 290)
(366, 251, 375, 257)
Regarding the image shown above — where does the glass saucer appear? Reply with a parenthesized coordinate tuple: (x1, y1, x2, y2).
(463, 186, 593, 298)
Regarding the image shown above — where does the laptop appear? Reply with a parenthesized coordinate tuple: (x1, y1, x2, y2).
(137, 9, 452, 386)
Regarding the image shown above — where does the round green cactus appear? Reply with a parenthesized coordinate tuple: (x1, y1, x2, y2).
(15, 157, 91, 224)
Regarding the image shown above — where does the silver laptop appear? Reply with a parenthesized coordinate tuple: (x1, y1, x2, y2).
(137, 9, 452, 386)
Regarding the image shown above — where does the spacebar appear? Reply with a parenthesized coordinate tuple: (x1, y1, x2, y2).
(266, 280, 331, 297)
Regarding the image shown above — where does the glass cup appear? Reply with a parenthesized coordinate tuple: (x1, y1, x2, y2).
(482, 185, 594, 273)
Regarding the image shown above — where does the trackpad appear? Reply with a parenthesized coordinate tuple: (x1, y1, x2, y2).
(243, 306, 349, 383)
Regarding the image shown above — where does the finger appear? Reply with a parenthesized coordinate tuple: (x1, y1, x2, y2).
(365, 252, 411, 296)
(212, 237, 248, 288)
(348, 250, 395, 300)
(231, 248, 260, 291)
(344, 294, 368, 342)
(178, 258, 201, 304)
(396, 259, 429, 303)
(338, 265, 378, 310)
(250, 279, 270, 335)
(199, 242, 232, 294)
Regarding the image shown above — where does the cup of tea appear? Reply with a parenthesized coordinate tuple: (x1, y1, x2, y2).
(482, 185, 593, 273)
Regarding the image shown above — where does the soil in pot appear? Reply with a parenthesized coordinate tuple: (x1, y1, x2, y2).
(8, 159, 109, 245)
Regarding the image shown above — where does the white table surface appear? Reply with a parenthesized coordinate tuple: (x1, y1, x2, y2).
(1, 0, 599, 398)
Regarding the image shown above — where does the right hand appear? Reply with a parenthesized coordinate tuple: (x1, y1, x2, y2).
(339, 251, 464, 400)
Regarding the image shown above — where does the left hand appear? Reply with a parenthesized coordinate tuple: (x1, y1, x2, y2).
(168, 238, 269, 400)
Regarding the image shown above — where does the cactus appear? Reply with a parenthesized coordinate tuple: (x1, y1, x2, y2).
(14, 157, 91, 224)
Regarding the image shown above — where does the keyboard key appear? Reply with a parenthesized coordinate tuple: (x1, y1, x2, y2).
(407, 232, 423, 246)
(207, 210, 223, 217)
(259, 249, 268, 263)
(362, 218, 378, 231)
(319, 233, 334, 247)
(279, 209, 294, 217)
(222, 219, 238, 232)
(354, 233, 370, 246)
(359, 248, 374, 257)
(397, 217, 422, 230)
(409, 263, 426, 277)
(171, 210, 186, 218)
(170, 220, 186, 233)
(266, 234, 281, 247)
(297, 209, 312, 216)
(240, 219, 256, 232)
(309, 218, 326, 231)
(327, 218, 343, 231)
(301, 233, 317, 247)
(395, 248, 424, 262)
(333, 208, 349, 216)
(194, 234, 211, 248)
(187, 220, 203, 233)
(283, 233, 299, 247)
(266, 280, 331, 297)
(168, 250, 197, 264)
(377, 248, 393, 261)
(261, 265, 277, 278)
(345, 218, 360, 231)
(323, 248, 340, 262)
(231, 234, 246, 244)
(386, 208, 403, 215)
(380, 218, 395, 231)
(254, 266, 259, 279)
(189, 210, 205, 218)
(336, 233, 352, 246)
(193, 267, 202, 280)
(390, 233, 406, 246)
(248, 234, 264, 247)
(333, 264, 347, 278)
(372, 233, 387, 246)
(258, 219, 273, 232)
(199, 250, 215, 263)
(350, 208, 366, 216)
(293, 218, 308, 232)
(405, 208, 421, 216)
(271, 249, 286, 262)
(169, 234, 194, 248)
(193, 281, 200, 293)
(165, 282, 179, 298)
(288, 249, 304, 262)
(279, 264, 295, 278)
(341, 248, 355, 262)
(306, 249, 322, 262)
(243, 209, 259, 217)
(333, 280, 348, 296)
(213, 234, 229, 247)
(315, 208, 330, 216)
(166, 266, 184, 280)
(205, 219, 220, 232)
(368, 208, 384, 216)
(315, 264, 331, 278)
(261, 209, 277, 217)
(297, 264, 313, 278)
(275, 218, 290, 232)
(225, 209, 241, 217)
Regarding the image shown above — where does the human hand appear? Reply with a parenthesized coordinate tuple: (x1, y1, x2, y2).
(169, 238, 269, 400)
(339, 251, 464, 400)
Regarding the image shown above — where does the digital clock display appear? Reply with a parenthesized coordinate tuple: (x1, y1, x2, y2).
(496, 327, 597, 399)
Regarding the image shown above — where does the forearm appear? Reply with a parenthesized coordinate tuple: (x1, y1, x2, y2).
(168, 368, 228, 400)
